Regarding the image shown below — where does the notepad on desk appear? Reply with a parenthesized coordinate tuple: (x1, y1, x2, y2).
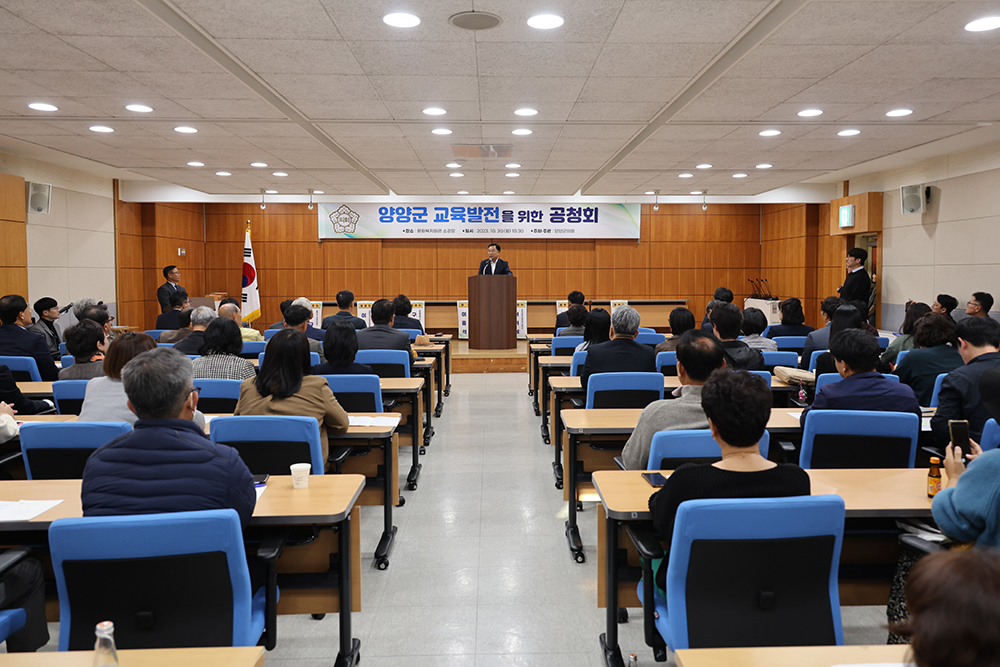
(348, 415, 400, 427)
(0, 499, 64, 521)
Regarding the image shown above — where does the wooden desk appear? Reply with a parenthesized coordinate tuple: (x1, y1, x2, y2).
(413, 344, 446, 417)
(675, 645, 910, 667)
(410, 358, 437, 447)
(0, 646, 266, 667)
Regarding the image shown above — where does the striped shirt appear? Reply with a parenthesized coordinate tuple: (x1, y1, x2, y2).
(192, 353, 256, 381)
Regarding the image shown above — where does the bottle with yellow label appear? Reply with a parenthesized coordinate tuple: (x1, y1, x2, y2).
(928, 456, 942, 498)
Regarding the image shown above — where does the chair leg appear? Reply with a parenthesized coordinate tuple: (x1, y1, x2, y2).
(265, 558, 278, 650)
(641, 558, 667, 661)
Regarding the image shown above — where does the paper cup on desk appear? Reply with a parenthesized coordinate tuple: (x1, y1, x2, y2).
(290, 463, 311, 488)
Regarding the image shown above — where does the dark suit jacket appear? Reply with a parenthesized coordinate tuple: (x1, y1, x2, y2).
(555, 310, 570, 334)
(800, 371, 921, 426)
(393, 315, 424, 334)
(580, 337, 656, 391)
(0, 324, 59, 381)
(268, 320, 284, 329)
(312, 361, 374, 376)
(930, 351, 1000, 446)
(839, 268, 870, 304)
(0, 365, 52, 414)
(305, 324, 325, 342)
(157, 281, 184, 313)
(799, 323, 832, 370)
(356, 324, 413, 360)
(322, 311, 367, 330)
(172, 331, 206, 355)
(155, 309, 182, 330)
(766, 324, 814, 339)
(478, 258, 512, 275)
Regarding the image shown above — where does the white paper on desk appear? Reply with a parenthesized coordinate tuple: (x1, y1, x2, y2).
(0, 499, 64, 521)
(922, 417, 932, 432)
(788, 412, 802, 420)
(255, 486, 266, 501)
(348, 415, 400, 427)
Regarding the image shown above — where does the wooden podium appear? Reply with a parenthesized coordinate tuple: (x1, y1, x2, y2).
(468, 275, 517, 349)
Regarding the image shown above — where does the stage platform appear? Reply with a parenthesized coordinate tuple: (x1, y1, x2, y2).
(453, 340, 529, 373)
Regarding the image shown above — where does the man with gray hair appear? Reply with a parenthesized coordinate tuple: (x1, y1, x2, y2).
(219, 303, 264, 342)
(290, 297, 325, 342)
(580, 305, 655, 391)
(80, 347, 256, 525)
(172, 306, 215, 354)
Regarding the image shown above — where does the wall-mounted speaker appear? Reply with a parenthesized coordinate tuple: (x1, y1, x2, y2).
(900, 184, 925, 215)
(26, 182, 51, 214)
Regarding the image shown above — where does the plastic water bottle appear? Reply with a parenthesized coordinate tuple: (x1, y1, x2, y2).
(93, 620, 118, 667)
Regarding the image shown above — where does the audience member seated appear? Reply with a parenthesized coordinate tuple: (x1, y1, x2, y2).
(0, 365, 53, 415)
(58, 319, 107, 380)
(622, 330, 726, 469)
(356, 299, 414, 359)
(800, 328, 921, 426)
(648, 369, 810, 592)
(576, 308, 611, 352)
(930, 316, 1000, 446)
(580, 305, 654, 391)
(710, 301, 765, 370)
(799, 296, 843, 370)
(155, 289, 189, 330)
(931, 293, 959, 320)
(557, 304, 587, 336)
(0, 400, 17, 444)
(965, 291, 994, 319)
(80, 304, 113, 338)
(0, 294, 59, 381)
(269, 299, 293, 329)
(218, 303, 263, 341)
(0, 552, 49, 651)
(654, 306, 695, 354)
(235, 329, 348, 463)
(813, 304, 867, 376)
(740, 307, 777, 351)
(158, 307, 193, 343)
(700, 287, 733, 333)
(290, 297, 324, 341)
(881, 301, 931, 368)
(766, 297, 815, 338)
(172, 306, 215, 354)
(27, 297, 62, 360)
(191, 318, 256, 381)
(313, 321, 374, 375)
(273, 305, 324, 356)
(555, 291, 585, 333)
(81, 347, 255, 526)
(322, 290, 366, 330)
(893, 313, 963, 405)
(391, 294, 424, 334)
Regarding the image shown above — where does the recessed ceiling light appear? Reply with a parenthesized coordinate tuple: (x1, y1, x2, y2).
(797, 109, 823, 117)
(645, 191, 656, 195)
(886, 109, 913, 117)
(272, 172, 288, 177)
(759, 129, 782, 136)
(89, 125, 114, 133)
(174, 126, 197, 133)
(965, 16, 1000, 31)
(28, 102, 58, 111)
(690, 191, 703, 195)
(838, 129, 861, 136)
(512, 129, 532, 136)
(696, 164, 712, 169)
(383, 12, 420, 27)
(679, 173, 693, 178)
(446, 162, 462, 168)
(125, 104, 153, 113)
(265, 190, 278, 194)
(250, 162, 268, 168)
(186, 161, 204, 167)
(313, 190, 324, 194)
(215, 171, 231, 176)
(457, 190, 469, 194)
(450, 172, 464, 177)
(733, 173, 748, 178)
(423, 107, 446, 115)
(505, 163, 521, 169)
(506, 173, 520, 177)
(756, 163, 773, 169)
(514, 108, 538, 116)
(527, 14, 563, 29)
(503, 190, 515, 194)
(431, 128, 452, 135)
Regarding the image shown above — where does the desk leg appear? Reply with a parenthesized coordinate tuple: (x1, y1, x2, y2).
(565, 433, 585, 563)
(540, 367, 551, 445)
(443, 340, 451, 397)
(434, 356, 444, 418)
(406, 390, 422, 490)
(599, 512, 625, 667)
(423, 371, 433, 451)
(552, 393, 563, 489)
(374, 435, 398, 570)
(336, 512, 361, 667)
(532, 352, 540, 413)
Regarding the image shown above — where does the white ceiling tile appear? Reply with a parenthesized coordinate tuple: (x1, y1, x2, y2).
(174, 97, 285, 119)
(766, 2, 947, 46)
(172, 0, 338, 39)
(319, 0, 476, 43)
(590, 43, 726, 78)
(299, 101, 394, 120)
(221, 39, 364, 75)
(880, 78, 1000, 107)
(0, 122, 77, 136)
(568, 102, 662, 122)
(577, 77, 689, 104)
(607, 0, 770, 43)
(268, 73, 381, 105)
(674, 77, 817, 122)
(0, 0, 173, 36)
(479, 102, 574, 122)
(466, 0, 622, 44)
(559, 125, 640, 140)
(60, 36, 222, 73)
(368, 75, 479, 102)
(215, 122, 309, 138)
(0, 34, 111, 71)
(651, 125, 739, 142)
(928, 99, 1000, 122)
(74, 97, 203, 119)
(888, 2, 1000, 45)
(834, 44, 998, 84)
(475, 42, 600, 78)
(0, 7, 43, 34)
(725, 44, 874, 79)
(317, 123, 406, 138)
(127, 71, 258, 100)
(0, 97, 105, 117)
(755, 102, 872, 122)
(268, 150, 350, 169)
(12, 70, 157, 99)
(244, 136, 325, 152)
(349, 41, 478, 77)
(383, 100, 483, 122)
(479, 77, 587, 102)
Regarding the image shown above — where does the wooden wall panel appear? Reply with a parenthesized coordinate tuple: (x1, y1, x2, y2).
(0, 174, 26, 223)
(0, 174, 28, 300)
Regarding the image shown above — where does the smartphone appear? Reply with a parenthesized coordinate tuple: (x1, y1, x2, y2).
(949, 420, 971, 458)
(253, 474, 270, 485)
(641, 472, 668, 487)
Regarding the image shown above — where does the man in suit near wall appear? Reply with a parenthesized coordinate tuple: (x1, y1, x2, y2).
(555, 291, 585, 333)
(322, 290, 367, 330)
(580, 305, 655, 391)
(156, 265, 184, 313)
(0, 295, 59, 381)
(799, 296, 844, 370)
(356, 299, 414, 360)
(156, 290, 189, 330)
(839, 248, 870, 304)
(478, 243, 512, 276)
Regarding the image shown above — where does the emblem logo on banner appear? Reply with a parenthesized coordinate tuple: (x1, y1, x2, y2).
(329, 205, 360, 234)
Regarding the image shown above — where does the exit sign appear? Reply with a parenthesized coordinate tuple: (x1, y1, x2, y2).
(839, 204, 855, 228)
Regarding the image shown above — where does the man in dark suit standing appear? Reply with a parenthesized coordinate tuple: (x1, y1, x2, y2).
(356, 299, 414, 361)
(839, 248, 870, 304)
(580, 305, 655, 391)
(322, 290, 367, 330)
(478, 243, 512, 276)
(157, 265, 184, 313)
(0, 294, 59, 381)
(155, 290, 189, 330)
(555, 291, 585, 333)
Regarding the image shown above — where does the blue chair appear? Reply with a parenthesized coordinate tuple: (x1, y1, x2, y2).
(354, 349, 410, 378)
(550, 336, 583, 356)
(637, 327, 656, 334)
(981, 418, 1000, 452)
(814, 372, 899, 393)
(397, 328, 422, 340)
(877, 337, 890, 350)
(647, 429, 770, 469)
(194, 379, 243, 413)
(321, 374, 384, 412)
(0, 356, 41, 382)
(51, 380, 90, 415)
(263, 329, 279, 340)
(762, 351, 798, 371)
(633, 496, 845, 654)
(570, 350, 588, 377)
(895, 350, 909, 365)
(258, 352, 321, 368)
(773, 336, 807, 355)
(210, 415, 325, 474)
(555, 327, 566, 335)
(0, 609, 26, 648)
(655, 351, 677, 377)
(144, 329, 169, 340)
(186, 355, 199, 361)
(800, 410, 920, 469)
(60, 354, 75, 368)
(761, 325, 771, 338)
(586, 372, 664, 409)
(19, 422, 131, 479)
(59, 342, 68, 356)
(157, 343, 174, 348)
(807, 349, 826, 372)
(240, 341, 265, 357)
(929, 372, 948, 408)
(747, 370, 772, 387)
(635, 332, 666, 347)
(49, 509, 276, 650)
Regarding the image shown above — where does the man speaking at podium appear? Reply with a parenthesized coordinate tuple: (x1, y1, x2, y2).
(478, 243, 512, 276)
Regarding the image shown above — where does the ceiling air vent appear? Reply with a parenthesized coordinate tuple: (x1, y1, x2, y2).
(449, 11, 502, 31)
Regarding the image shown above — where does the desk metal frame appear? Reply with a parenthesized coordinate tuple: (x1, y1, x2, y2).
(428, 336, 452, 397)
(380, 379, 425, 491)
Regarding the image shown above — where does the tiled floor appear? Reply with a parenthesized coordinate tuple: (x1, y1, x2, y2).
(32, 372, 890, 664)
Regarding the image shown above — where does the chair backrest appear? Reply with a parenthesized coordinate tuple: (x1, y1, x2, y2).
(772, 336, 807, 354)
(807, 349, 826, 372)
(52, 380, 90, 415)
(194, 379, 243, 414)
(19, 422, 132, 480)
(929, 372, 948, 408)
(59, 342, 68, 356)
(210, 415, 324, 474)
(0, 356, 41, 382)
(0, 609, 26, 644)
(263, 329, 279, 340)
(49, 509, 257, 650)
(634, 332, 667, 347)
(895, 350, 909, 365)
(877, 336, 890, 350)
(397, 328, 422, 340)
(586, 372, 664, 409)
(143, 330, 169, 340)
(761, 325, 771, 338)
(637, 327, 656, 334)
(981, 419, 1000, 452)
(321, 374, 384, 412)
(647, 429, 770, 469)
(761, 351, 798, 372)
(239, 341, 265, 357)
(157, 343, 174, 348)
(550, 336, 583, 356)
(61, 354, 75, 368)
(800, 410, 920, 469)
(570, 350, 588, 377)
(814, 372, 899, 393)
(747, 370, 771, 387)
(354, 349, 410, 378)
(257, 352, 321, 369)
(664, 496, 845, 650)
(655, 351, 677, 377)
(555, 327, 566, 335)
(187, 355, 199, 361)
